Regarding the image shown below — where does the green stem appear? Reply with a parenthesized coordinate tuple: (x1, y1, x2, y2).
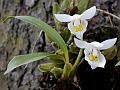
(73, 49, 83, 68)
(70, 49, 83, 77)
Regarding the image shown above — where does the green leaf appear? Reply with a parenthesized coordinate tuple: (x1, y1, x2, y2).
(38, 63, 55, 72)
(38, 63, 63, 78)
(61, 0, 71, 10)
(53, 2, 61, 30)
(50, 67, 63, 78)
(48, 54, 65, 68)
(77, 0, 92, 14)
(53, 2, 60, 14)
(14, 16, 69, 62)
(103, 45, 117, 60)
(61, 28, 70, 42)
(4, 52, 53, 74)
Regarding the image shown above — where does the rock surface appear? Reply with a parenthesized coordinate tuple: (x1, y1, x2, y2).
(0, 0, 54, 89)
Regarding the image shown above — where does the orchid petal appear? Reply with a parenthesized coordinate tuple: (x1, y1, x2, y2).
(75, 20, 88, 39)
(99, 38, 117, 50)
(75, 32, 84, 40)
(54, 14, 72, 22)
(72, 14, 81, 20)
(98, 53, 106, 68)
(81, 6, 96, 20)
(93, 49, 98, 56)
(89, 62, 98, 69)
(84, 49, 89, 57)
(85, 55, 98, 69)
(90, 41, 103, 48)
(68, 22, 74, 34)
(74, 38, 88, 48)
(82, 20, 88, 31)
(74, 19, 80, 26)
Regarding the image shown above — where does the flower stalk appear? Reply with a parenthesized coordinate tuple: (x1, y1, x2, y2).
(73, 49, 83, 69)
(70, 49, 83, 78)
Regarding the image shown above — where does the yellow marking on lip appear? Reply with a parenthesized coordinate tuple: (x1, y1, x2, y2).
(89, 53, 98, 61)
(73, 21, 83, 32)
(88, 48, 99, 62)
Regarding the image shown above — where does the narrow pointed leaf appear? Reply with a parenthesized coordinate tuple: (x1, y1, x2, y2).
(14, 16, 69, 62)
(4, 52, 53, 74)
(53, 2, 60, 14)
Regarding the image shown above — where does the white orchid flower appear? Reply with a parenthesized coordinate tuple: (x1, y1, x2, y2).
(74, 38, 117, 69)
(54, 6, 96, 40)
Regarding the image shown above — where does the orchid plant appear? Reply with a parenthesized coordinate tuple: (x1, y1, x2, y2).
(3, 0, 119, 82)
